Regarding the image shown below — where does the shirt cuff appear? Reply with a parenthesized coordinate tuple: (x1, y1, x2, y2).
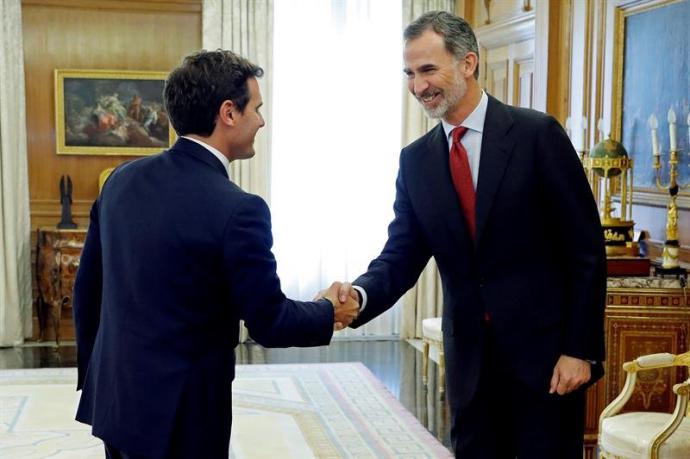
(352, 285, 367, 312)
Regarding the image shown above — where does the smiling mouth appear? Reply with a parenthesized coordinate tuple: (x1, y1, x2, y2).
(418, 91, 441, 105)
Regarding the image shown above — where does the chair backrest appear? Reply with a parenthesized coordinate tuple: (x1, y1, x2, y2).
(99, 167, 115, 193)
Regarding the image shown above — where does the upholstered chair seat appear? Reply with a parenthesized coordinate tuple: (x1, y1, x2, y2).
(600, 412, 690, 458)
(599, 352, 690, 459)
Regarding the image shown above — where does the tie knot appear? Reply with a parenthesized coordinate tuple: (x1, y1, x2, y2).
(452, 126, 468, 143)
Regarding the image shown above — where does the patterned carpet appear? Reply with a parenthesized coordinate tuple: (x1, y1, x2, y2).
(0, 363, 452, 458)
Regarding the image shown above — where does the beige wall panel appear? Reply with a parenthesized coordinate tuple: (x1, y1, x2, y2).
(487, 60, 509, 103)
(23, 1, 201, 228)
(514, 59, 533, 108)
(512, 37, 533, 59)
(473, 0, 530, 25)
(483, 38, 533, 107)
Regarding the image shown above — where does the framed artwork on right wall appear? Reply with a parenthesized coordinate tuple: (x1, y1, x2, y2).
(611, 0, 690, 205)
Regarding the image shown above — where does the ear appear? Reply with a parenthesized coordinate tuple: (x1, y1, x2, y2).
(462, 52, 479, 78)
(217, 100, 237, 127)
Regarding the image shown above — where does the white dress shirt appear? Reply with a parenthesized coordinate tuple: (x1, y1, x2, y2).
(180, 136, 231, 178)
(441, 90, 488, 190)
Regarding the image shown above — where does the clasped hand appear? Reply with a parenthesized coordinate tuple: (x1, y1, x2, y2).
(314, 282, 360, 331)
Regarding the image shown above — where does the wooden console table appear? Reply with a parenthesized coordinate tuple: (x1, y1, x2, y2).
(35, 227, 87, 346)
(583, 277, 689, 458)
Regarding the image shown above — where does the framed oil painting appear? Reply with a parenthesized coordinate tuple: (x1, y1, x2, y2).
(611, 0, 690, 204)
(54, 69, 175, 156)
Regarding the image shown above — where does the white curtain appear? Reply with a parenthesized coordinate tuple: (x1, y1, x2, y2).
(270, 0, 403, 338)
(400, 0, 454, 339)
(0, 0, 32, 346)
(203, 0, 273, 202)
(203, 0, 274, 342)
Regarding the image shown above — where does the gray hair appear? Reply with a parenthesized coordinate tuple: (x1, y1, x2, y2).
(404, 11, 480, 79)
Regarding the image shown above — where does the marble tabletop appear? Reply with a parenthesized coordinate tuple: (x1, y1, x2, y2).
(607, 277, 684, 289)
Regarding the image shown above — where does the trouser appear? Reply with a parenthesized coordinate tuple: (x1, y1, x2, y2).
(104, 442, 149, 459)
(450, 325, 586, 458)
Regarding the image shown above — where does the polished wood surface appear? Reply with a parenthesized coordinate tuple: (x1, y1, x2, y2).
(22, 0, 201, 228)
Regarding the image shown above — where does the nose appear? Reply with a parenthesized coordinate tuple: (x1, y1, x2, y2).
(259, 114, 265, 128)
(411, 76, 429, 97)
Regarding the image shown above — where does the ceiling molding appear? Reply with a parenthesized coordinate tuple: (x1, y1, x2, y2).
(475, 11, 536, 49)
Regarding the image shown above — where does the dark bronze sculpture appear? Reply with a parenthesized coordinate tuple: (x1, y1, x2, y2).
(57, 175, 77, 229)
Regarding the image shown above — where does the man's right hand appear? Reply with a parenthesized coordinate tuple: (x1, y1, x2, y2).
(317, 282, 360, 330)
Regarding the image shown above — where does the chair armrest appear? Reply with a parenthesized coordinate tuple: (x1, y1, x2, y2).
(599, 371, 637, 432)
(673, 379, 690, 396)
(624, 352, 690, 372)
(600, 352, 690, 439)
(648, 379, 690, 457)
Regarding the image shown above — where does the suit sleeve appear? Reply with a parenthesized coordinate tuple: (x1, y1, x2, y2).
(222, 194, 334, 347)
(351, 154, 432, 327)
(72, 199, 103, 390)
(538, 117, 607, 362)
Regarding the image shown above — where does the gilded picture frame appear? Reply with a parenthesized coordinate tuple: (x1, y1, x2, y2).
(611, 0, 690, 206)
(54, 69, 175, 156)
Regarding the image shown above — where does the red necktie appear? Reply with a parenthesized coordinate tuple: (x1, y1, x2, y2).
(449, 126, 476, 239)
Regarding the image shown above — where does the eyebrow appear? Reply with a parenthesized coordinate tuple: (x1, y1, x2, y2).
(403, 64, 437, 74)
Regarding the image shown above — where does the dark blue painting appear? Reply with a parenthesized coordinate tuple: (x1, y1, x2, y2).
(621, 0, 690, 191)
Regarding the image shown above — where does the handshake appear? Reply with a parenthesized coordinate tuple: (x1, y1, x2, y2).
(315, 282, 361, 331)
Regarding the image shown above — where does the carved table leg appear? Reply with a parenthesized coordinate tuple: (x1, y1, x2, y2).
(422, 340, 430, 387)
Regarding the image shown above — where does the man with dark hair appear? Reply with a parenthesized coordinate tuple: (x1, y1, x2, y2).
(73, 50, 359, 459)
(332, 11, 606, 458)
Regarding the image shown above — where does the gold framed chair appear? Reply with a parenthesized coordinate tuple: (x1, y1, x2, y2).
(599, 351, 690, 459)
(99, 167, 115, 193)
(422, 317, 445, 399)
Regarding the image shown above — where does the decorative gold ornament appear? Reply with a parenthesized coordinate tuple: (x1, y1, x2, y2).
(582, 136, 637, 257)
(649, 110, 685, 270)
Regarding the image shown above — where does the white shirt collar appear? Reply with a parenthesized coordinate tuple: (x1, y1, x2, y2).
(441, 90, 488, 139)
(180, 136, 231, 176)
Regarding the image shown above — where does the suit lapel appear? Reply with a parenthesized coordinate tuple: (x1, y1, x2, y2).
(475, 96, 515, 244)
(421, 124, 473, 248)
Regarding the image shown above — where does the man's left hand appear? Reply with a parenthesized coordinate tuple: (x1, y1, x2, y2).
(549, 355, 591, 395)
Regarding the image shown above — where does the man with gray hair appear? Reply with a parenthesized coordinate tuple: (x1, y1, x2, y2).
(332, 11, 605, 458)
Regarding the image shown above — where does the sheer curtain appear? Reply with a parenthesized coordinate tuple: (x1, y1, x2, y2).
(0, 0, 32, 346)
(203, 0, 274, 342)
(271, 0, 402, 338)
(202, 0, 273, 202)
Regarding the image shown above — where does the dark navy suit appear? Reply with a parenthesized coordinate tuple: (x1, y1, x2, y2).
(73, 138, 334, 459)
(352, 96, 606, 456)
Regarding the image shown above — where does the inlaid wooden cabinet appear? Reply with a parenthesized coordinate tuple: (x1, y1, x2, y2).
(583, 279, 689, 458)
(35, 228, 87, 345)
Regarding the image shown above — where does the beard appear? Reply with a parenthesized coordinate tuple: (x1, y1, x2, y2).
(417, 73, 467, 119)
